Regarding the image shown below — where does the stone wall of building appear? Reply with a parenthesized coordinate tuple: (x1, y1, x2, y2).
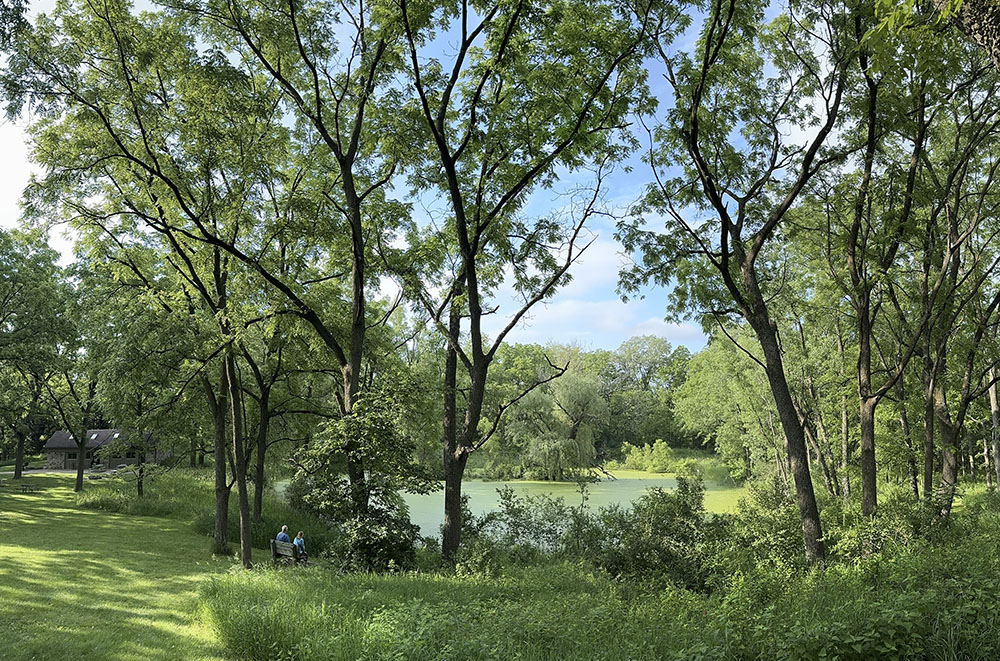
(45, 452, 65, 469)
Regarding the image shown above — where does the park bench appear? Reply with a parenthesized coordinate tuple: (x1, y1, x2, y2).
(19, 484, 39, 493)
(270, 539, 305, 566)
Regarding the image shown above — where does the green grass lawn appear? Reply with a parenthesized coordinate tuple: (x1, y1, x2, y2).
(0, 473, 228, 661)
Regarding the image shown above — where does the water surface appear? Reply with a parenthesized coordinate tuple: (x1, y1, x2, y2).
(403, 471, 743, 537)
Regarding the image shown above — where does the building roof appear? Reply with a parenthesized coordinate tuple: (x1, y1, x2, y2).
(43, 429, 155, 451)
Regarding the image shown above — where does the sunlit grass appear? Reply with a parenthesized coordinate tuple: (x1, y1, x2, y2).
(0, 473, 228, 661)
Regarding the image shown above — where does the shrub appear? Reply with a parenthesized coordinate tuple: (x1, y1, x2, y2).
(457, 477, 715, 589)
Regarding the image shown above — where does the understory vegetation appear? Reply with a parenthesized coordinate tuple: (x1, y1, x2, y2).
(200, 479, 1000, 660)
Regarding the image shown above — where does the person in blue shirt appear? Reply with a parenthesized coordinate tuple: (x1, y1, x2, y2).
(293, 531, 307, 562)
(276, 525, 291, 543)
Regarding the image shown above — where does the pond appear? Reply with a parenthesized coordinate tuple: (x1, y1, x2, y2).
(402, 470, 745, 537)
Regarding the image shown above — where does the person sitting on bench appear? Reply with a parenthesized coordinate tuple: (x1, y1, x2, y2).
(293, 531, 307, 562)
(276, 525, 291, 543)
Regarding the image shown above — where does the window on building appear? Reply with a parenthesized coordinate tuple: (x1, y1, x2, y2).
(125, 450, 137, 459)
(67, 452, 77, 460)
(113, 433, 120, 439)
(90, 433, 98, 440)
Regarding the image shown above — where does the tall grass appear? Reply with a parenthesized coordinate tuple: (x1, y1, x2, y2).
(202, 537, 1000, 661)
(75, 468, 214, 518)
(200, 484, 1000, 661)
(201, 563, 679, 661)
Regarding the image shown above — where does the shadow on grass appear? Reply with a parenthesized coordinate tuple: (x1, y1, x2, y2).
(0, 473, 228, 661)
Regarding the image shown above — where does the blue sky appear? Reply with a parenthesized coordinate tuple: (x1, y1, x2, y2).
(0, 0, 709, 354)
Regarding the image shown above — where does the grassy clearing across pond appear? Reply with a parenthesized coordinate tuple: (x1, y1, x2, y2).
(0, 473, 228, 661)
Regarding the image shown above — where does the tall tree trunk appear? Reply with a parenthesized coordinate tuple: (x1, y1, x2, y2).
(858, 395, 878, 515)
(136, 450, 145, 498)
(750, 312, 824, 563)
(252, 399, 270, 524)
(74, 436, 86, 493)
(13, 433, 24, 480)
(835, 320, 851, 500)
(440, 299, 463, 562)
(895, 379, 920, 499)
(990, 366, 1000, 490)
(342, 166, 369, 517)
(983, 434, 993, 491)
(935, 377, 960, 516)
(225, 351, 253, 569)
(204, 371, 230, 555)
(967, 434, 978, 481)
(922, 349, 936, 502)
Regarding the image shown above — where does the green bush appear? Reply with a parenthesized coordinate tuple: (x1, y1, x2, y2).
(286, 473, 421, 571)
(457, 477, 714, 589)
(199, 479, 1000, 661)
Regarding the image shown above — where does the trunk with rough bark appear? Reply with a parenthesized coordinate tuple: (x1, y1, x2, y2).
(936, 0, 1000, 68)
(750, 311, 824, 563)
(859, 396, 878, 516)
(922, 350, 936, 502)
(895, 380, 920, 499)
(967, 434, 978, 480)
(136, 450, 145, 498)
(835, 322, 852, 500)
(252, 401, 269, 524)
(984, 435, 993, 491)
(935, 376, 960, 516)
(204, 370, 230, 555)
(225, 351, 253, 569)
(440, 301, 462, 562)
(74, 436, 86, 493)
(990, 367, 1000, 490)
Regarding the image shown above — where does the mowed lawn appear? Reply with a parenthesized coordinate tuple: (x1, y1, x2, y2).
(0, 473, 228, 661)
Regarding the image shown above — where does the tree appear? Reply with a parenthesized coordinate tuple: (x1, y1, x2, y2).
(394, 0, 669, 561)
(0, 228, 64, 479)
(619, 0, 854, 563)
